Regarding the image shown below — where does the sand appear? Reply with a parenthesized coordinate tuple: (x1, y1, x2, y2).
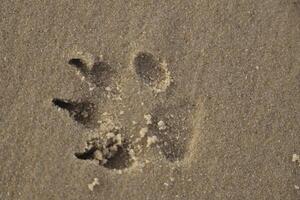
(0, 0, 300, 199)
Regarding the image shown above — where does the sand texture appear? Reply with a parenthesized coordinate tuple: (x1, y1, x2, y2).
(0, 0, 300, 199)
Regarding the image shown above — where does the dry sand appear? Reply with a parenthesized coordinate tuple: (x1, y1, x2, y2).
(0, 0, 300, 199)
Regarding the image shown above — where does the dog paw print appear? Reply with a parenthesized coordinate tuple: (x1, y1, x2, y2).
(53, 51, 195, 170)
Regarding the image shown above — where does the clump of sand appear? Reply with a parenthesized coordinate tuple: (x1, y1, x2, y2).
(88, 178, 99, 191)
(144, 114, 152, 125)
(292, 153, 300, 166)
(86, 132, 123, 165)
(157, 120, 167, 130)
(147, 136, 159, 147)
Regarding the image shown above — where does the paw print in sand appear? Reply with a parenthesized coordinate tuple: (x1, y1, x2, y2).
(53, 51, 196, 170)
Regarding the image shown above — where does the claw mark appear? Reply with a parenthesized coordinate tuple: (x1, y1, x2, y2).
(75, 133, 133, 169)
(52, 98, 95, 127)
(68, 58, 114, 87)
(74, 146, 97, 160)
(68, 58, 89, 76)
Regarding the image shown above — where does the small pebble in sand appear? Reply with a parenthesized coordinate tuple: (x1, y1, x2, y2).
(115, 134, 122, 145)
(129, 149, 136, 161)
(295, 185, 300, 190)
(147, 136, 158, 147)
(144, 114, 152, 125)
(115, 96, 122, 101)
(157, 120, 167, 130)
(88, 178, 99, 191)
(292, 154, 300, 162)
(94, 150, 103, 161)
(105, 86, 112, 91)
(139, 127, 148, 138)
(119, 110, 124, 115)
(88, 82, 95, 91)
(106, 132, 115, 139)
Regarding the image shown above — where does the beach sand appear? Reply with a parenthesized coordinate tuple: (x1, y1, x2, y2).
(0, 1, 299, 199)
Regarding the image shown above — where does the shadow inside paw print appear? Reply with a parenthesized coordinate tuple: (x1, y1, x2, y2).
(52, 51, 195, 170)
(148, 100, 195, 162)
(134, 52, 165, 85)
(74, 133, 132, 169)
(52, 98, 96, 127)
(69, 58, 114, 87)
(133, 52, 171, 92)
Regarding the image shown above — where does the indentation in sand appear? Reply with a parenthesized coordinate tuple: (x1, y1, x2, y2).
(52, 51, 200, 172)
(75, 132, 133, 169)
(52, 98, 96, 128)
(183, 98, 206, 166)
(133, 51, 171, 93)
